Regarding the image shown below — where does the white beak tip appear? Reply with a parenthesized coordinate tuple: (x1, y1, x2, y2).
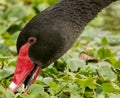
(8, 82, 19, 92)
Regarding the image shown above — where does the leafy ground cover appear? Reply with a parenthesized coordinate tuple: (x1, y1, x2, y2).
(0, 0, 120, 98)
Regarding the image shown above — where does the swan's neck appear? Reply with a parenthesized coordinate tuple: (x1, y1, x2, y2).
(58, 0, 116, 27)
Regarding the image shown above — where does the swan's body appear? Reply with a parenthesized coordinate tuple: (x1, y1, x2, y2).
(8, 0, 117, 92)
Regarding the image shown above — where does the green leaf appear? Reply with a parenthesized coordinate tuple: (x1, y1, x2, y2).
(0, 44, 10, 55)
(84, 91, 94, 98)
(64, 57, 85, 72)
(101, 37, 108, 46)
(107, 57, 117, 65)
(97, 62, 117, 81)
(114, 59, 120, 68)
(0, 85, 14, 98)
(22, 84, 46, 98)
(110, 93, 120, 98)
(37, 3, 50, 11)
(70, 93, 82, 98)
(42, 77, 53, 85)
(5, 39, 15, 46)
(0, 57, 9, 62)
(69, 83, 82, 95)
(41, 67, 58, 77)
(49, 82, 65, 96)
(79, 65, 96, 76)
(53, 59, 66, 71)
(29, 84, 44, 94)
(97, 48, 113, 59)
(101, 83, 114, 93)
(4, 4, 26, 21)
(47, 0, 58, 5)
(50, 96, 58, 98)
(76, 76, 96, 89)
(0, 67, 14, 81)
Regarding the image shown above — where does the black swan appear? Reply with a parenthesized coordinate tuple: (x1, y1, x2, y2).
(8, 0, 117, 92)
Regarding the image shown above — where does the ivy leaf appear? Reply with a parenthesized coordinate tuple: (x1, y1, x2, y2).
(77, 76, 96, 89)
(70, 94, 82, 98)
(0, 44, 10, 55)
(69, 83, 81, 94)
(110, 94, 120, 98)
(50, 96, 58, 98)
(101, 83, 114, 93)
(4, 4, 26, 21)
(0, 57, 9, 62)
(0, 85, 14, 98)
(0, 67, 14, 81)
(42, 77, 53, 85)
(97, 62, 117, 81)
(63, 56, 85, 72)
(49, 82, 65, 96)
(114, 59, 120, 68)
(22, 84, 48, 98)
(101, 37, 108, 46)
(29, 84, 44, 94)
(97, 48, 113, 59)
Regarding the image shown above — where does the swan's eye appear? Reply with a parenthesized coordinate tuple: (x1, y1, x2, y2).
(28, 37, 37, 45)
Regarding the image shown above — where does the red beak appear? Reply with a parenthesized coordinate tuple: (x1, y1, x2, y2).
(8, 43, 41, 92)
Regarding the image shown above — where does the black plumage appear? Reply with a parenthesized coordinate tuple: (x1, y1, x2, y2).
(17, 0, 117, 67)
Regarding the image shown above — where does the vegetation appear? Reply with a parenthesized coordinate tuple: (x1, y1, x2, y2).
(0, 0, 120, 98)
